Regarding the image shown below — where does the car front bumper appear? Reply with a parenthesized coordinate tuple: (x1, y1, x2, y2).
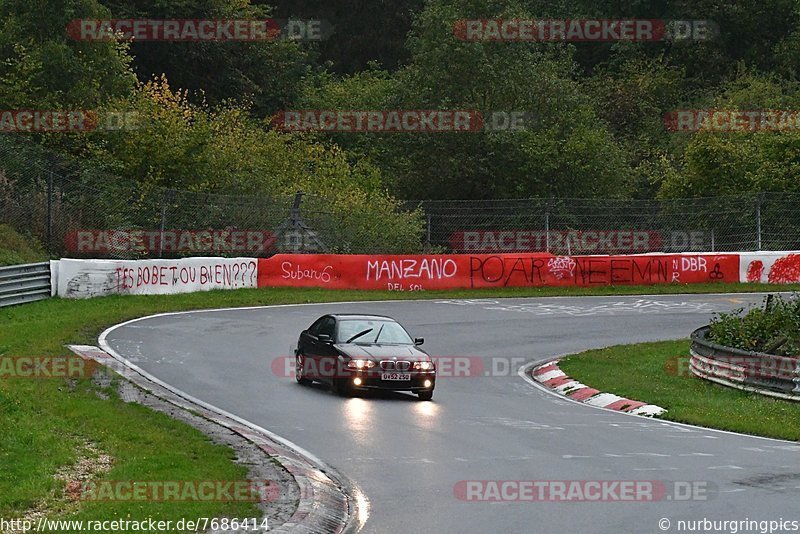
(345, 370, 436, 391)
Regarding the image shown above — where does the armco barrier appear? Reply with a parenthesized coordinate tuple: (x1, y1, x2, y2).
(258, 253, 741, 290)
(0, 262, 51, 308)
(690, 326, 800, 401)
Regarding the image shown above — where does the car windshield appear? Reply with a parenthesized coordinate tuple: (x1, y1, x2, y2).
(337, 319, 413, 345)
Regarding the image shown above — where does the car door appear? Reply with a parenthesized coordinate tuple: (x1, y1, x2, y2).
(313, 316, 338, 383)
(300, 317, 326, 380)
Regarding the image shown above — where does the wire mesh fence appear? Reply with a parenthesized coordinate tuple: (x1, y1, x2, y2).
(2, 134, 800, 259)
(0, 136, 331, 258)
(408, 194, 800, 255)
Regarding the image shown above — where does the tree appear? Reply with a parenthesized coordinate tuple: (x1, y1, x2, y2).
(100, 0, 310, 117)
(584, 48, 685, 197)
(300, 0, 634, 199)
(265, 0, 425, 73)
(76, 77, 425, 252)
(659, 74, 800, 198)
(0, 0, 135, 109)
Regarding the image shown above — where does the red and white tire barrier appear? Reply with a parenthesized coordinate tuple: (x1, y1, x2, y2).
(532, 360, 666, 417)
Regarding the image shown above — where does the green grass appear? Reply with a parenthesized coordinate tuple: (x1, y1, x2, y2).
(2, 282, 799, 526)
(0, 224, 48, 266)
(558, 340, 800, 441)
(0, 378, 258, 526)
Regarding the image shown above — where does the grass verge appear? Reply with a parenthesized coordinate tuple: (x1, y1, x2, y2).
(2, 281, 799, 524)
(0, 224, 47, 266)
(558, 339, 800, 442)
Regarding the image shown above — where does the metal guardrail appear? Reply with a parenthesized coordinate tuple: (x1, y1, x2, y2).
(690, 325, 800, 401)
(0, 262, 51, 308)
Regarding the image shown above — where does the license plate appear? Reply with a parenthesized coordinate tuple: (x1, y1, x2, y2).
(381, 372, 411, 381)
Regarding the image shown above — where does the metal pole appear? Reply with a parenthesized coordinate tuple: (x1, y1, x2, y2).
(756, 193, 763, 250)
(292, 191, 303, 252)
(711, 228, 715, 252)
(46, 171, 53, 256)
(545, 209, 550, 253)
(158, 189, 172, 258)
(426, 212, 431, 248)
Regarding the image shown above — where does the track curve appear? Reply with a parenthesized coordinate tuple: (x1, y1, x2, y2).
(102, 294, 800, 534)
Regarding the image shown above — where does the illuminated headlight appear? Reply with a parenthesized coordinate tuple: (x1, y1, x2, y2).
(423, 379, 432, 388)
(347, 359, 376, 370)
(414, 361, 434, 371)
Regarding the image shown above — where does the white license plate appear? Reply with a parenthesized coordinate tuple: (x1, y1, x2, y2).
(381, 372, 411, 381)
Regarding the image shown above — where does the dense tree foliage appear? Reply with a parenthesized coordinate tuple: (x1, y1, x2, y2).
(101, 0, 310, 116)
(0, 0, 135, 108)
(267, 0, 425, 73)
(1, 0, 799, 204)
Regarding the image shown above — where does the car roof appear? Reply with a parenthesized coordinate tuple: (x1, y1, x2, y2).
(328, 314, 396, 321)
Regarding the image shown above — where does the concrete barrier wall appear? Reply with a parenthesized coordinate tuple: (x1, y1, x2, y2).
(257, 253, 741, 290)
(48, 251, 800, 299)
(51, 257, 258, 298)
(740, 252, 800, 284)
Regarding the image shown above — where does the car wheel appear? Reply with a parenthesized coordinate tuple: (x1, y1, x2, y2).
(417, 390, 434, 401)
(295, 354, 312, 385)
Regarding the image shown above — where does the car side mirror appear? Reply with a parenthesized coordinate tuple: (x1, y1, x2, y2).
(318, 333, 333, 343)
(414, 337, 424, 345)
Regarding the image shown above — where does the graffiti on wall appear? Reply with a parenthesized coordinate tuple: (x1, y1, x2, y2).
(257, 253, 739, 291)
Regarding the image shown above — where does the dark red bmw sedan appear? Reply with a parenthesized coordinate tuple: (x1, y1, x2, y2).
(295, 314, 436, 400)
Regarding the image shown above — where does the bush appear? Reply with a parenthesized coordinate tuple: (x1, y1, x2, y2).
(64, 78, 426, 254)
(0, 224, 47, 266)
(708, 294, 800, 355)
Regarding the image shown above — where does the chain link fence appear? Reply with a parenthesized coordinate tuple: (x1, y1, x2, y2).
(409, 194, 800, 255)
(2, 134, 800, 259)
(0, 136, 363, 258)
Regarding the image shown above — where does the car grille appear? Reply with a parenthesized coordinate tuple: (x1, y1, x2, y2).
(380, 360, 411, 371)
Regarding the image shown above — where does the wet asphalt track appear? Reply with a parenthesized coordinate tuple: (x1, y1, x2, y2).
(103, 293, 800, 534)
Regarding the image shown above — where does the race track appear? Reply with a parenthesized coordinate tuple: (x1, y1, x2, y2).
(102, 294, 800, 534)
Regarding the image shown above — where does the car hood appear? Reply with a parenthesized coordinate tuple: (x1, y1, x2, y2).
(334, 344, 430, 361)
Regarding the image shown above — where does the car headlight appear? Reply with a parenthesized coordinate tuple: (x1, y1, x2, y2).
(414, 361, 434, 371)
(347, 359, 376, 370)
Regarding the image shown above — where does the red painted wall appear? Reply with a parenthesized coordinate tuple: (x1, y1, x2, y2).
(258, 254, 740, 290)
